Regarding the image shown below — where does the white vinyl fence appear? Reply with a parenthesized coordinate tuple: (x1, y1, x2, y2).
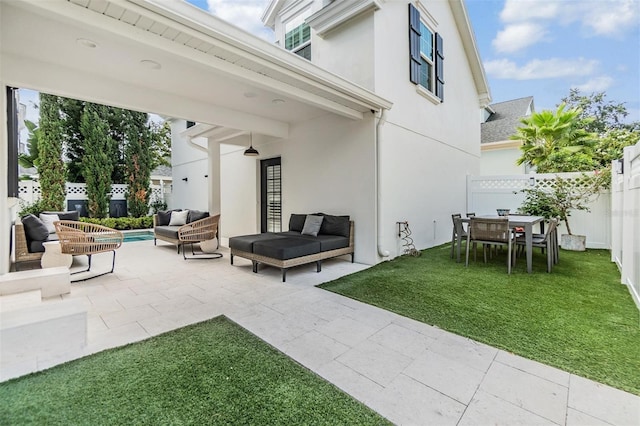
(467, 172, 611, 249)
(611, 142, 640, 308)
(18, 181, 169, 216)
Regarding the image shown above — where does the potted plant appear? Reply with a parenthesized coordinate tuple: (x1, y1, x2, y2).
(517, 173, 607, 251)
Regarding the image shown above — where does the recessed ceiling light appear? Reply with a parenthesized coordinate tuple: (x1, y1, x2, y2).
(244, 92, 258, 98)
(140, 59, 161, 70)
(76, 38, 98, 48)
(272, 99, 285, 105)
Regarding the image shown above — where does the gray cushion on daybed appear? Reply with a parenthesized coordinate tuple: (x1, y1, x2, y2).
(288, 214, 307, 232)
(319, 214, 350, 238)
(253, 238, 321, 260)
(154, 225, 181, 240)
(229, 233, 287, 253)
(277, 232, 349, 251)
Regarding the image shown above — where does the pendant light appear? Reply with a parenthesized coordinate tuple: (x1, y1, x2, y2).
(244, 132, 259, 156)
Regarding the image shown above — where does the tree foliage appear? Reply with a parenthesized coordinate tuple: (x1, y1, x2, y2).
(37, 94, 66, 211)
(561, 88, 639, 134)
(81, 103, 115, 218)
(513, 103, 597, 173)
(18, 120, 40, 172)
(124, 111, 152, 217)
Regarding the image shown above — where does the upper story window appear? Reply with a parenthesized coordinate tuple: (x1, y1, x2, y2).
(419, 22, 434, 92)
(284, 10, 311, 60)
(409, 3, 444, 102)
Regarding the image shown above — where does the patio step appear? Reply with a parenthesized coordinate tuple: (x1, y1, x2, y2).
(0, 298, 87, 367)
(0, 266, 70, 298)
(0, 289, 42, 312)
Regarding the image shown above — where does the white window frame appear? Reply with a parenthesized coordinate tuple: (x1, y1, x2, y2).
(414, 2, 440, 104)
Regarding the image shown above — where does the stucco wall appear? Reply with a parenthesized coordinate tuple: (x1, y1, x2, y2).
(170, 120, 209, 211)
(480, 147, 527, 175)
(373, 1, 483, 256)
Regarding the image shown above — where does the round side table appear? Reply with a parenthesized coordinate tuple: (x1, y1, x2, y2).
(41, 241, 73, 269)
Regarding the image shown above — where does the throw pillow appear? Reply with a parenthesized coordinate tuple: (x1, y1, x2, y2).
(289, 214, 307, 232)
(187, 210, 209, 223)
(169, 210, 189, 226)
(44, 211, 80, 221)
(157, 210, 176, 226)
(39, 213, 60, 234)
(21, 214, 50, 242)
(319, 214, 350, 237)
(301, 215, 324, 237)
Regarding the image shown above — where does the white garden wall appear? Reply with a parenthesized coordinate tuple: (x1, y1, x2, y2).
(467, 172, 611, 250)
(611, 143, 640, 309)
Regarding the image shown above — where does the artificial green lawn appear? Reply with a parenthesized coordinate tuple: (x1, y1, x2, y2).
(320, 245, 640, 395)
(0, 317, 390, 425)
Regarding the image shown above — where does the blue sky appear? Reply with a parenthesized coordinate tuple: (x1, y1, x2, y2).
(185, 0, 640, 123)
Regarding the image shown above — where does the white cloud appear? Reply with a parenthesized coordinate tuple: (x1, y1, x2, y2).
(578, 0, 639, 36)
(492, 23, 547, 54)
(572, 76, 614, 92)
(493, 0, 638, 52)
(500, 0, 560, 22)
(484, 58, 599, 80)
(206, 0, 273, 40)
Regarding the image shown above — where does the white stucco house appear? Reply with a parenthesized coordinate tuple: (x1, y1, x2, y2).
(480, 96, 534, 175)
(1, 0, 490, 274)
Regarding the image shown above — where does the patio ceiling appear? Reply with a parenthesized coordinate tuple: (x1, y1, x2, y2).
(1, 0, 392, 140)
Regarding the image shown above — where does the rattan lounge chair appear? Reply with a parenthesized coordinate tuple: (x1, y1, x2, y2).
(177, 214, 222, 260)
(54, 220, 124, 281)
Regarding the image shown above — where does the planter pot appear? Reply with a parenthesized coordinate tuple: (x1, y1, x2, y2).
(561, 234, 586, 251)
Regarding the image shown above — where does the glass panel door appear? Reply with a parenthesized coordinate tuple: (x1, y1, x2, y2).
(261, 157, 282, 233)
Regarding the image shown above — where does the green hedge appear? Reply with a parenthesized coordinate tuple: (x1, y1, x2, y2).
(80, 216, 153, 230)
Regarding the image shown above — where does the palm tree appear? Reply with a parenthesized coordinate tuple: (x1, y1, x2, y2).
(513, 103, 597, 173)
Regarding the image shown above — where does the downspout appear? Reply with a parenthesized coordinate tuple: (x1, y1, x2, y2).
(186, 136, 208, 153)
(375, 109, 390, 258)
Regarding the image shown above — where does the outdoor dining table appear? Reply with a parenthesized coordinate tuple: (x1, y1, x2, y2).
(462, 215, 545, 273)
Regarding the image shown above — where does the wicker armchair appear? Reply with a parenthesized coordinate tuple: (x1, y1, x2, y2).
(54, 220, 124, 280)
(178, 214, 222, 259)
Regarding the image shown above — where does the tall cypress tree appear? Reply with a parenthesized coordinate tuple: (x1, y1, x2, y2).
(124, 111, 152, 217)
(81, 103, 114, 218)
(37, 93, 66, 211)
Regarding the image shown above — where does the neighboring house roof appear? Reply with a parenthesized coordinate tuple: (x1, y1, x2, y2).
(481, 96, 534, 144)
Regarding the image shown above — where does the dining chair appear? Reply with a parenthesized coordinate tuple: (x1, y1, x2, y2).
(517, 218, 558, 272)
(466, 212, 476, 218)
(465, 217, 516, 274)
(450, 214, 467, 262)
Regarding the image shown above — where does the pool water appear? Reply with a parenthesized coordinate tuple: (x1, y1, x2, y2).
(122, 230, 154, 242)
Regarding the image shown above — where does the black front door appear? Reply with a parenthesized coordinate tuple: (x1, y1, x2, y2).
(260, 157, 282, 233)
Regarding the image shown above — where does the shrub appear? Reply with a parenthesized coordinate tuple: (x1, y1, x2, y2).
(80, 216, 153, 230)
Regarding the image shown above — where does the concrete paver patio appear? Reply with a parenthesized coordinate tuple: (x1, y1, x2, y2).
(2, 240, 638, 425)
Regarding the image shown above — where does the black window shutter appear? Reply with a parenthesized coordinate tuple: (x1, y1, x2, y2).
(408, 4, 421, 84)
(435, 32, 444, 101)
(7, 86, 19, 198)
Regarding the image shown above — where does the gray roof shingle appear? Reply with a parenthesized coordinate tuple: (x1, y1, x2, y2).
(481, 96, 534, 144)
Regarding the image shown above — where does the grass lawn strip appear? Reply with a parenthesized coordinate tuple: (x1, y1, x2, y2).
(320, 246, 640, 396)
(0, 316, 390, 425)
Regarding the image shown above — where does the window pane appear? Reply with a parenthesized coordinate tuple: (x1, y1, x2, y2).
(285, 23, 310, 51)
(295, 44, 311, 60)
(420, 22, 433, 60)
(420, 58, 432, 91)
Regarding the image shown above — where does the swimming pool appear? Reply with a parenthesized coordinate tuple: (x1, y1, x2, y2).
(122, 230, 154, 242)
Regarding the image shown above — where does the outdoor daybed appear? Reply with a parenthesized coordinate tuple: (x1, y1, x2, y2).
(229, 213, 354, 282)
(153, 210, 222, 259)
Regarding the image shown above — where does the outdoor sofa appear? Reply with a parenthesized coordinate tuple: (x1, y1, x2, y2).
(229, 213, 354, 282)
(13, 211, 80, 270)
(153, 209, 222, 259)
